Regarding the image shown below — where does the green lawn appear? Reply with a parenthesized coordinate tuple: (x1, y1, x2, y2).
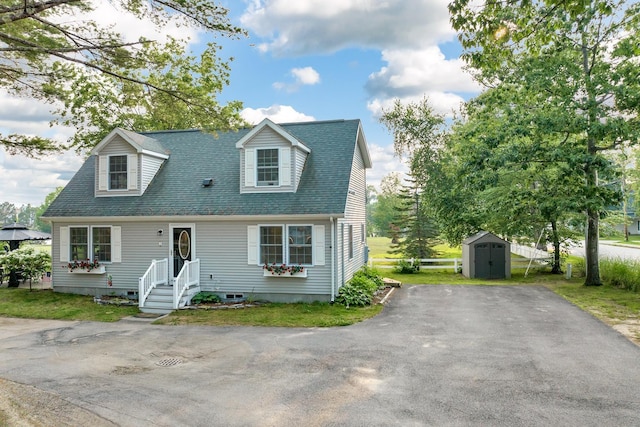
(613, 235, 640, 246)
(156, 302, 383, 327)
(0, 288, 138, 322)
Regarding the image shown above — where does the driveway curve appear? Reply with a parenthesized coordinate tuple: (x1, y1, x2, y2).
(1, 285, 639, 426)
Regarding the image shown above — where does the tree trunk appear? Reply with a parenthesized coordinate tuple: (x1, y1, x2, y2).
(584, 207, 602, 286)
(550, 220, 562, 274)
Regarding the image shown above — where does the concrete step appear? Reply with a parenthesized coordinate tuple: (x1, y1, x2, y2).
(141, 285, 175, 314)
(140, 306, 172, 315)
(144, 299, 173, 307)
(146, 294, 173, 302)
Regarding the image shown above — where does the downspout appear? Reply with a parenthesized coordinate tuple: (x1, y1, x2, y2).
(330, 217, 336, 302)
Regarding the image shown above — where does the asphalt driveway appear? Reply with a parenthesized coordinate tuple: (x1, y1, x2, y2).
(1, 285, 639, 426)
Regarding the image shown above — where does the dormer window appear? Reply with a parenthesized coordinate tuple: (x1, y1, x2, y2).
(257, 148, 279, 186)
(237, 119, 310, 192)
(109, 155, 128, 190)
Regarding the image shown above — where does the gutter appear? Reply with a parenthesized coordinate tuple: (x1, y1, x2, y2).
(330, 216, 335, 302)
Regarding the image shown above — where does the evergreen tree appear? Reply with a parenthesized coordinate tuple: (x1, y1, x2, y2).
(389, 176, 438, 260)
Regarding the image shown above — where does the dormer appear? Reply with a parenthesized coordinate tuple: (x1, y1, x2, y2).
(236, 119, 311, 193)
(91, 128, 169, 197)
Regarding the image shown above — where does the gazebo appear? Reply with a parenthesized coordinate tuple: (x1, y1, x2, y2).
(0, 223, 51, 287)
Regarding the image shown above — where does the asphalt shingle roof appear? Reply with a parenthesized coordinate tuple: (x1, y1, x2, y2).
(44, 119, 363, 218)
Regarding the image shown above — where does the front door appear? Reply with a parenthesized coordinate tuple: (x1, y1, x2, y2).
(171, 225, 194, 280)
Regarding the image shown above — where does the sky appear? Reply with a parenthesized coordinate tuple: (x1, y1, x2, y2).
(0, 0, 481, 208)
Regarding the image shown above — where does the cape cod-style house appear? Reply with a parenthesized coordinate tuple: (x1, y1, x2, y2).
(42, 119, 372, 313)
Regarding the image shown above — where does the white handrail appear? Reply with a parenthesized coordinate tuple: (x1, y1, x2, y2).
(173, 259, 200, 309)
(138, 258, 169, 308)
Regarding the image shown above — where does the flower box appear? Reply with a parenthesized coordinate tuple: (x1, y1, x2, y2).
(263, 269, 307, 278)
(69, 265, 106, 274)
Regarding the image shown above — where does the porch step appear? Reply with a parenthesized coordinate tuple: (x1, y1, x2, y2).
(140, 285, 174, 314)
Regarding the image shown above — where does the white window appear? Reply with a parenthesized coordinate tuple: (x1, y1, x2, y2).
(109, 155, 127, 190)
(260, 225, 284, 264)
(348, 225, 354, 259)
(98, 154, 137, 192)
(257, 149, 279, 186)
(247, 225, 324, 266)
(244, 147, 291, 188)
(70, 227, 89, 261)
(288, 225, 312, 265)
(60, 226, 121, 263)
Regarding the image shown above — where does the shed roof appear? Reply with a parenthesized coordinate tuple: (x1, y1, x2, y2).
(462, 231, 508, 245)
(44, 119, 369, 218)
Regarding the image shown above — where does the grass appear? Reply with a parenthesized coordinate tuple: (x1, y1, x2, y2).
(0, 288, 383, 327)
(613, 235, 640, 246)
(0, 288, 138, 322)
(156, 302, 383, 327)
(2, 238, 639, 336)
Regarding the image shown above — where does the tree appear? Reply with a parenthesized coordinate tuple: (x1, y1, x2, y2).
(370, 173, 404, 240)
(34, 187, 64, 232)
(1, 0, 245, 156)
(365, 185, 378, 237)
(0, 202, 17, 225)
(389, 176, 438, 260)
(449, 0, 640, 285)
(447, 87, 592, 274)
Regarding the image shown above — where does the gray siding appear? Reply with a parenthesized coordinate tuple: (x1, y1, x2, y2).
(339, 142, 368, 284)
(94, 136, 139, 197)
(52, 218, 334, 301)
(140, 155, 164, 193)
(240, 127, 296, 194)
(293, 147, 308, 191)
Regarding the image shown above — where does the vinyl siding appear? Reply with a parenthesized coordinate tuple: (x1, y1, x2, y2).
(340, 141, 368, 284)
(240, 127, 295, 193)
(52, 219, 333, 301)
(94, 137, 139, 197)
(140, 155, 164, 193)
(293, 147, 308, 191)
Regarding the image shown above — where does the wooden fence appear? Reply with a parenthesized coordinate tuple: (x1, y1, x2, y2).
(369, 258, 462, 270)
(369, 256, 551, 271)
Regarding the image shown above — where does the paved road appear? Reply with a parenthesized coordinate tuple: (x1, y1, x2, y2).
(570, 241, 640, 261)
(1, 285, 640, 426)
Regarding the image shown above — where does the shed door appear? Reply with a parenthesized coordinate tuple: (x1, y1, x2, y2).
(474, 242, 506, 279)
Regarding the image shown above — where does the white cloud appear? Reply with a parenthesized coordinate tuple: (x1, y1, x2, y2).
(291, 67, 320, 85)
(366, 47, 482, 117)
(241, 105, 316, 124)
(71, 1, 200, 45)
(366, 143, 409, 190)
(273, 66, 321, 92)
(240, 0, 453, 55)
(0, 149, 84, 207)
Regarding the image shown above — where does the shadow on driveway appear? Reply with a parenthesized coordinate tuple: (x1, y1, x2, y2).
(1, 285, 639, 426)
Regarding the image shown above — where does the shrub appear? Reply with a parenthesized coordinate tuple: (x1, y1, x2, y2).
(600, 258, 640, 292)
(191, 291, 221, 304)
(352, 265, 384, 288)
(394, 259, 418, 274)
(335, 266, 384, 308)
(0, 247, 51, 284)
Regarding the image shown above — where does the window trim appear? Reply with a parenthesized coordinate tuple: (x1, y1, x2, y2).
(256, 224, 315, 266)
(256, 148, 280, 187)
(287, 225, 313, 266)
(108, 155, 128, 191)
(244, 147, 292, 189)
(61, 225, 121, 264)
